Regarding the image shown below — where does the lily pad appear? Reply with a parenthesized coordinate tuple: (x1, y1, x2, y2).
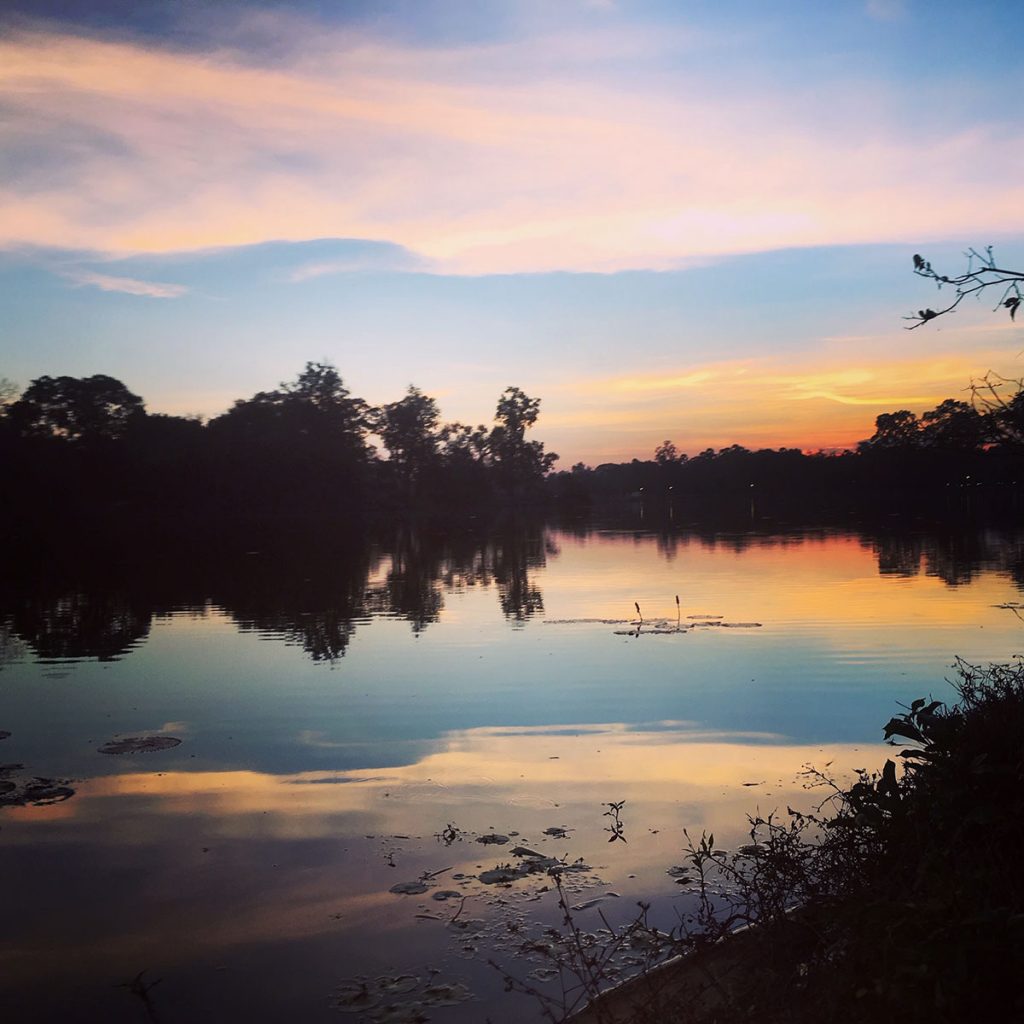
(388, 881, 429, 895)
(98, 736, 182, 755)
(421, 982, 471, 1007)
(475, 833, 509, 845)
(22, 781, 75, 805)
(0, 770, 76, 807)
(478, 865, 525, 885)
(377, 976, 419, 995)
(510, 845, 545, 858)
(431, 889, 463, 901)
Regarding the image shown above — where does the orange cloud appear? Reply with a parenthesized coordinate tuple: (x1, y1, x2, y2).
(544, 345, 1022, 459)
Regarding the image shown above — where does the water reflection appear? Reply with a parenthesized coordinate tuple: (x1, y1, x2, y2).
(1, 515, 1021, 668)
(0, 519, 557, 666)
(10, 591, 152, 663)
(3, 512, 1024, 1023)
(1, 721, 871, 1023)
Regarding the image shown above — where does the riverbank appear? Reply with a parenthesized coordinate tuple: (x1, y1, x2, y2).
(569, 657, 1024, 1024)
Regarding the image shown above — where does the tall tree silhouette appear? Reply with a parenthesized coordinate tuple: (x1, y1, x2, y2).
(489, 387, 558, 498)
(207, 361, 371, 510)
(374, 385, 441, 498)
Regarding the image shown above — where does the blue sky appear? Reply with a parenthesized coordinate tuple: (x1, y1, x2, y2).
(1, 0, 1022, 463)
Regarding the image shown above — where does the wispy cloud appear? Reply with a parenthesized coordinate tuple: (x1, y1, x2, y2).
(608, 370, 715, 392)
(66, 269, 188, 298)
(287, 245, 429, 281)
(1, 16, 1022, 274)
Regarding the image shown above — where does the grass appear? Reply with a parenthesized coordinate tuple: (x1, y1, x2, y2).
(499, 657, 1024, 1024)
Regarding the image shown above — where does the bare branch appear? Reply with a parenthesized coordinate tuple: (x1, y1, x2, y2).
(905, 248, 1024, 329)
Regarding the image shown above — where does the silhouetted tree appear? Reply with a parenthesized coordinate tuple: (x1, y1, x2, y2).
(858, 410, 921, 451)
(374, 385, 441, 496)
(489, 386, 558, 498)
(654, 440, 679, 464)
(920, 399, 986, 451)
(440, 422, 489, 462)
(211, 362, 369, 453)
(964, 372, 1024, 448)
(8, 374, 145, 444)
(435, 420, 491, 505)
(207, 361, 371, 510)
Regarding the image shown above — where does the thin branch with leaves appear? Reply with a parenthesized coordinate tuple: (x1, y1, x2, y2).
(905, 246, 1024, 329)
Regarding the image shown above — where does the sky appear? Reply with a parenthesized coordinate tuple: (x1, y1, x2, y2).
(1, 0, 1023, 465)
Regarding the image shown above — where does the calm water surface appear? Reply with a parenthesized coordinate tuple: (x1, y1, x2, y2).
(1, 515, 1022, 1022)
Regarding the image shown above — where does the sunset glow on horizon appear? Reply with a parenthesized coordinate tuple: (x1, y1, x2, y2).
(2, 0, 1023, 464)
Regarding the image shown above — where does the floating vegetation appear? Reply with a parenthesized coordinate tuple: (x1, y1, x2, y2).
(475, 833, 510, 845)
(603, 800, 627, 843)
(477, 850, 593, 886)
(377, 976, 420, 996)
(0, 763, 75, 807)
(542, 826, 572, 838)
(98, 736, 182, 755)
(420, 982, 471, 1006)
(542, 618, 631, 625)
(478, 864, 523, 885)
(433, 822, 464, 846)
(389, 881, 429, 896)
(510, 845, 545, 858)
(0, 731, 10, 740)
(612, 626, 687, 635)
(611, 618, 761, 635)
(544, 610, 762, 635)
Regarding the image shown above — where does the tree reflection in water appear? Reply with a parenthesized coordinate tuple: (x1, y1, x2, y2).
(0, 517, 554, 665)
(1, 514, 1020, 667)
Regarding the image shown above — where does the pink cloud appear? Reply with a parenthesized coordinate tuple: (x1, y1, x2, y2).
(1, 21, 1022, 273)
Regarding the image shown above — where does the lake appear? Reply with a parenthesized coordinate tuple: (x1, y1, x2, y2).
(1, 510, 1022, 1022)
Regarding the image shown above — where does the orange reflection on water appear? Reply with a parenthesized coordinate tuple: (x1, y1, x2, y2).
(13, 724, 876, 833)
(2, 723, 883, 991)
(539, 530, 1018, 637)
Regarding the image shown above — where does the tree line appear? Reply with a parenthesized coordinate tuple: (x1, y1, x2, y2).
(547, 379, 1024, 511)
(0, 363, 557, 519)
(3, 363, 1023, 521)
